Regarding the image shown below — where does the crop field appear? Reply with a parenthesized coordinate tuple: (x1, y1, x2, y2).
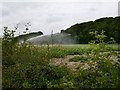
(2, 42, 120, 88)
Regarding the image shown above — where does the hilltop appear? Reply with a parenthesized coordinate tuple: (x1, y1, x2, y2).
(15, 31, 43, 42)
(61, 16, 120, 44)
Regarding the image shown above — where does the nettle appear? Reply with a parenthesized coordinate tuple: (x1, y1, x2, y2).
(2, 23, 33, 66)
(89, 30, 115, 54)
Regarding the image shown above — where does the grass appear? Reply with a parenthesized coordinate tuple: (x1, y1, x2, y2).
(2, 42, 120, 88)
(69, 56, 88, 62)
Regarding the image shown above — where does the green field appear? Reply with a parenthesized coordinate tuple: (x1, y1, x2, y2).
(2, 42, 120, 88)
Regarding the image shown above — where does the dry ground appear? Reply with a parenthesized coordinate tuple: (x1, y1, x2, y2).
(50, 51, 120, 71)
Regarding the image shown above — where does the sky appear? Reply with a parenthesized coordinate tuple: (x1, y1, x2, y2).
(0, 0, 119, 36)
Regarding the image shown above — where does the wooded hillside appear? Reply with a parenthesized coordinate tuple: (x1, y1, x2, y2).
(61, 16, 120, 44)
(15, 31, 43, 42)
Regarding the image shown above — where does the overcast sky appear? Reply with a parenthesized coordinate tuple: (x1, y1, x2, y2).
(0, 0, 119, 36)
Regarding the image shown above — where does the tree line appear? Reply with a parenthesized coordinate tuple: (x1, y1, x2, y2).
(61, 16, 120, 44)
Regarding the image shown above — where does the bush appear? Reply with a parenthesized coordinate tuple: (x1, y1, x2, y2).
(2, 26, 119, 88)
(2, 26, 71, 88)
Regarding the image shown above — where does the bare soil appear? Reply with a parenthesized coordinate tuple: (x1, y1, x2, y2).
(50, 51, 120, 71)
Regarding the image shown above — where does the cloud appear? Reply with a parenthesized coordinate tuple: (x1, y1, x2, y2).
(0, 1, 118, 36)
(2, 7, 11, 17)
(46, 17, 64, 24)
(89, 8, 96, 11)
(1, 0, 119, 2)
(118, 1, 120, 16)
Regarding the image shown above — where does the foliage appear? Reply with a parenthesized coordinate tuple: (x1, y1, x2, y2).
(69, 56, 88, 62)
(68, 53, 120, 88)
(74, 61, 120, 88)
(2, 26, 72, 88)
(2, 27, 18, 66)
(88, 30, 116, 54)
(2, 25, 120, 88)
(62, 16, 120, 44)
